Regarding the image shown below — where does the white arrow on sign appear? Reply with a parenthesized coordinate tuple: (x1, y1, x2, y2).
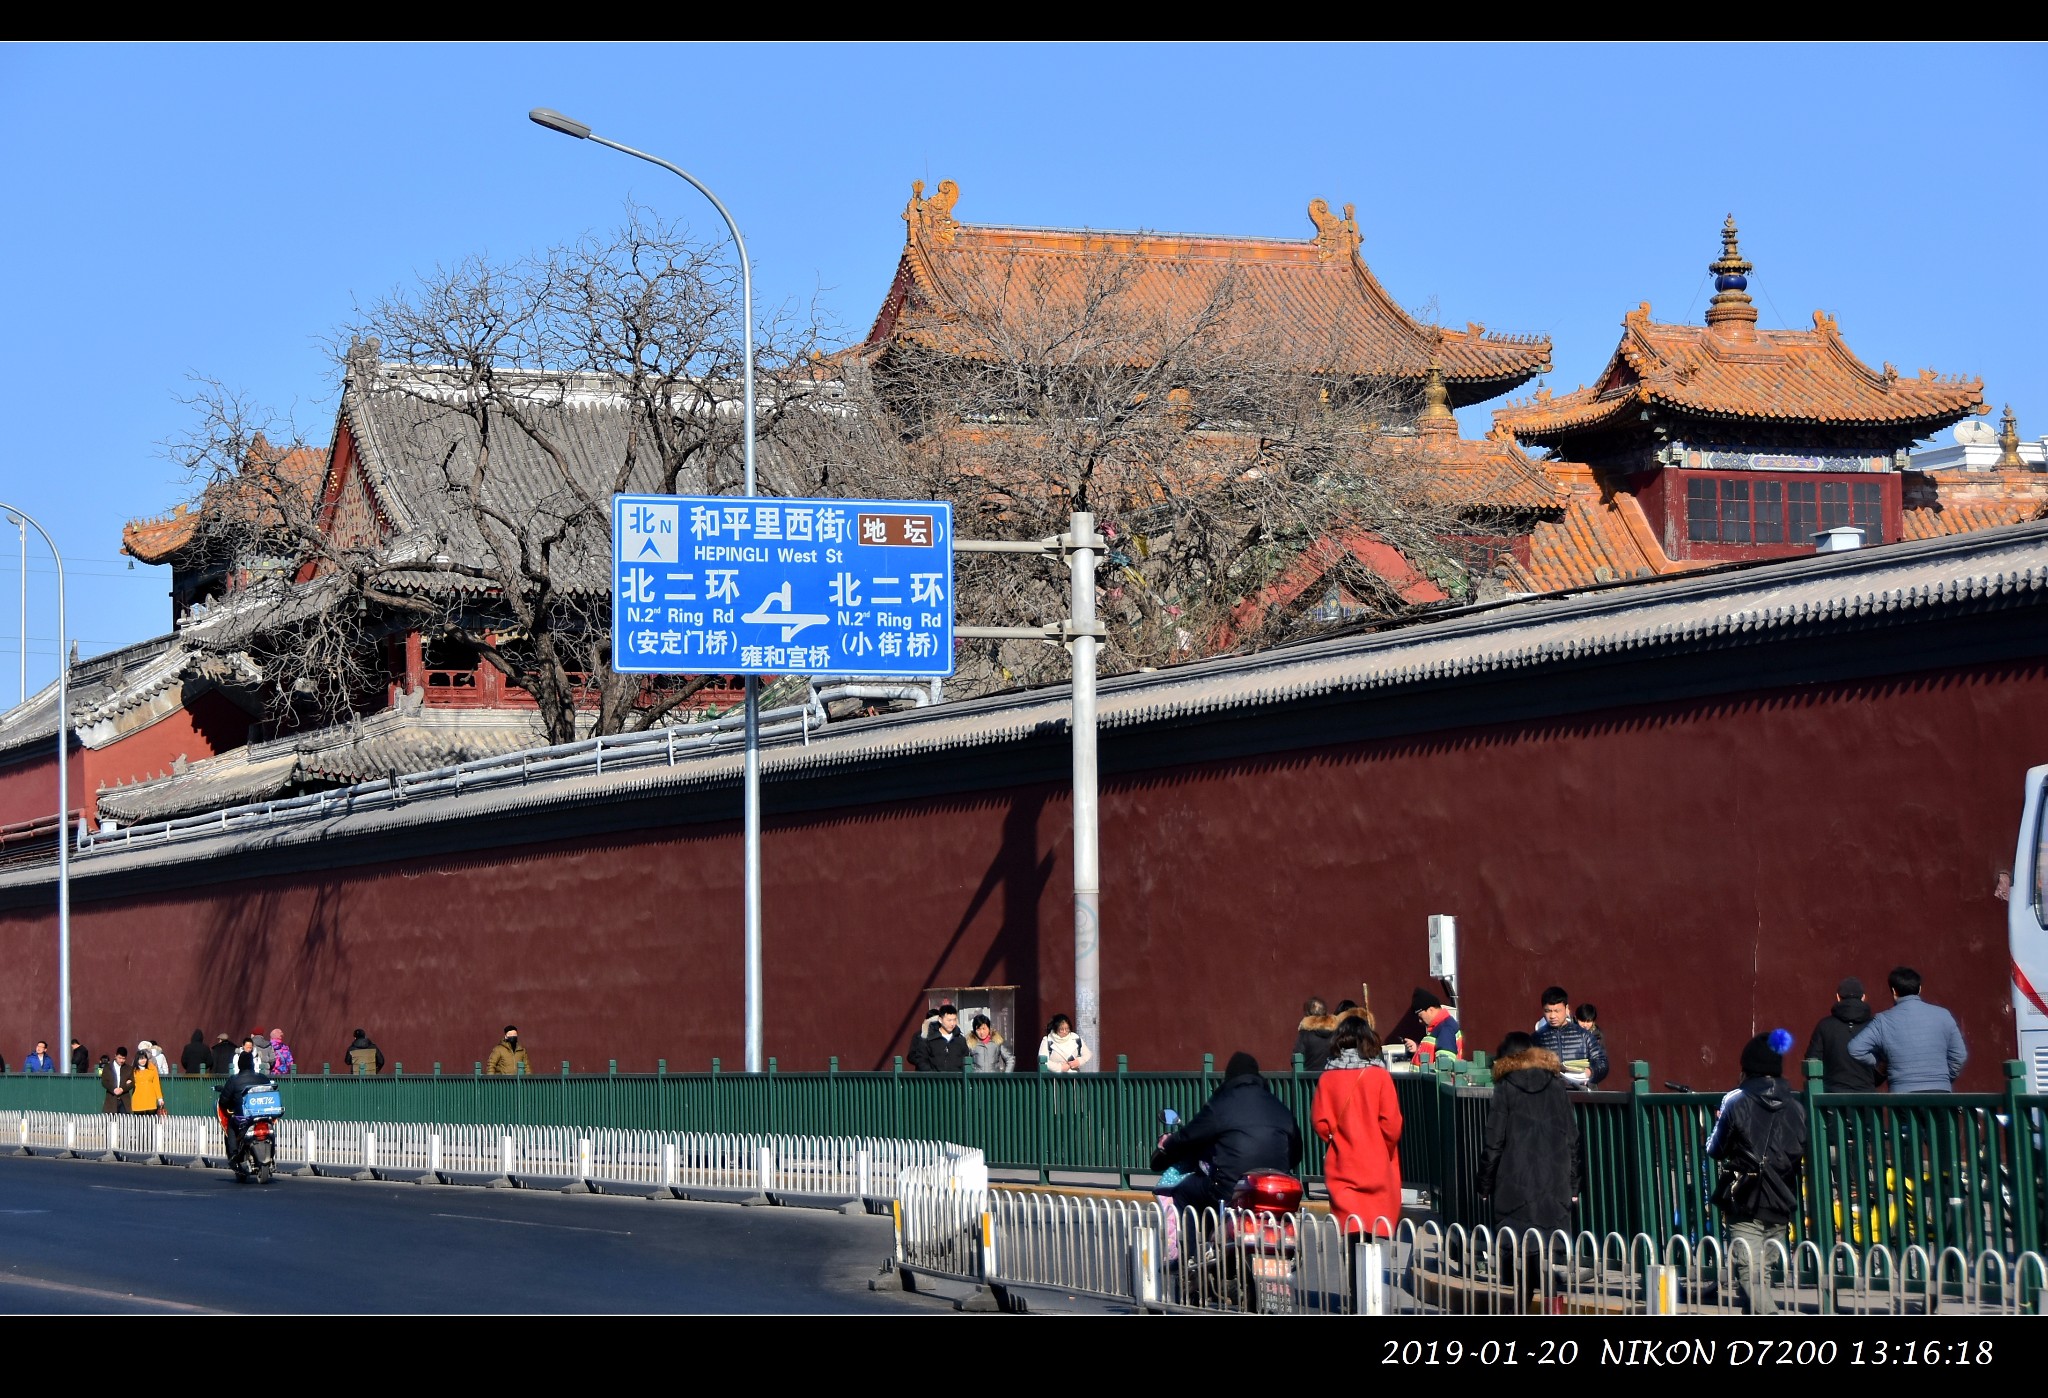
(741, 582, 829, 642)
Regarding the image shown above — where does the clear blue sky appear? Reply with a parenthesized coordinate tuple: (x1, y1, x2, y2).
(0, 42, 2039, 698)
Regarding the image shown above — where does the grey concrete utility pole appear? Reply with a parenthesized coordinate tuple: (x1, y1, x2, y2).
(955, 512, 1107, 1066)
(0, 503, 70, 1070)
(529, 107, 766, 1072)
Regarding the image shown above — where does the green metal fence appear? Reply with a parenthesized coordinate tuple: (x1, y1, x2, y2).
(5, 1055, 2037, 1252)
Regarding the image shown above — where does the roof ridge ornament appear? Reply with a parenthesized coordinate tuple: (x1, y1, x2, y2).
(1705, 214, 1759, 343)
(904, 178, 962, 246)
(1418, 360, 1456, 433)
(1307, 197, 1360, 261)
(1997, 405, 2025, 469)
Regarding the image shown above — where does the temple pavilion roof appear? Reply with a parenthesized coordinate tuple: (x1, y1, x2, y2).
(122, 436, 330, 566)
(1494, 218, 1985, 446)
(865, 180, 1551, 407)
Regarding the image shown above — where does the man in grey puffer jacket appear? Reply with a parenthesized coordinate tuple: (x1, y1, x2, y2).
(1848, 966, 1967, 1092)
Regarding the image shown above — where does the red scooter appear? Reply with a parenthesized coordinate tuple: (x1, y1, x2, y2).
(1222, 1169, 1304, 1313)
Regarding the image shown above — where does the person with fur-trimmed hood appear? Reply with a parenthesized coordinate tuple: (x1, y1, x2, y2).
(1476, 1032, 1582, 1312)
(1707, 1029, 1807, 1315)
(1294, 998, 1337, 1072)
(1477, 1034, 1582, 1233)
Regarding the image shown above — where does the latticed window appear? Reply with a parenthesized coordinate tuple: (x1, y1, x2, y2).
(1687, 474, 1882, 546)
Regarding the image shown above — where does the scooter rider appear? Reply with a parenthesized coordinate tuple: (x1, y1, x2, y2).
(216, 1039, 274, 1158)
(1151, 1052, 1302, 1210)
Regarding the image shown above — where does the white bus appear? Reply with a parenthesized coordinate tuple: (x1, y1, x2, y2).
(2014, 764, 2048, 1093)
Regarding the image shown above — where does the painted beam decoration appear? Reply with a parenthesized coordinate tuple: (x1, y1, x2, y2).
(611, 494, 954, 677)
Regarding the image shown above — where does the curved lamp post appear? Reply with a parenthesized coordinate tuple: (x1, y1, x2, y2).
(528, 108, 766, 1073)
(0, 503, 70, 1071)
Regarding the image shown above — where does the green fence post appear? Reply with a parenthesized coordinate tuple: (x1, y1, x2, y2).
(2007, 1060, 2039, 1255)
(474, 1062, 482, 1076)
(394, 1062, 403, 1078)
(561, 1060, 570, 1078)
(1804, 1057, 1836, 1284)
(658, 1058, 667, 1076)
(828, 1056, 840, 1139)
(892, 1056, 903, 1143)
(433, 1063, 441, 1076)
(1116, 1055, 1130, 1189)
(1034, 1056, 1049, 1183)
(322, 1062, 331, 1075)
(1628, 1061, 1652, 1241)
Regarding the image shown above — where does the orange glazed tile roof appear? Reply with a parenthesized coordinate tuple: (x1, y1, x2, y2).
(868, 180, 1550, 401)
(1495, 219, 1983, 445)
(1507, 465, 1701, 593)
(1494, 304, 1984, 444)
(1900, 470, 2048, 540)
(123, 437, 330, 565)
(1387, 422, 1570, 513)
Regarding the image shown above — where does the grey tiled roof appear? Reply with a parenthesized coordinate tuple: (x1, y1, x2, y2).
(0, 633, 183, 760)
(343, 366, 809, 597)
(94, 702, 571, 823)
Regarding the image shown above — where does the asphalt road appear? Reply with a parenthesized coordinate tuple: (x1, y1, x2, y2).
(0, 1155, 948, 1314)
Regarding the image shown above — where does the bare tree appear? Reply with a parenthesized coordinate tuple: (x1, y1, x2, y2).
(168, 210, 821, 746)
(811, 236, 1480, 695)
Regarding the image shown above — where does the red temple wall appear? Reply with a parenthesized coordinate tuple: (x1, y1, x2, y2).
(2, 660, 2041, 1092)
(0, 747, 83, 831)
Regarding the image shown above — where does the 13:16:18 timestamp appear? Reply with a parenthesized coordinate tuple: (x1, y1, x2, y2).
(1852, 1341, 1994, 1365)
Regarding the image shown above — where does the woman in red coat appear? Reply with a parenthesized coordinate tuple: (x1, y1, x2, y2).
(1311, 1016, 1404, 1236)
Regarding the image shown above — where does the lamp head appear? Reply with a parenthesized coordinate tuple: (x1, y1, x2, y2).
(529, 108, 592, 140)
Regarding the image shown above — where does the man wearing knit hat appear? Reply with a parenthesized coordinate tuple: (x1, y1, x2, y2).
(1804, 978, 1881, 1092)
(1706, 1029, 1808, 1314)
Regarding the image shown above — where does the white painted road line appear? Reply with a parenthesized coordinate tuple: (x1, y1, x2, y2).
(0, 1270, 232, 1314)
(430, 1212, 634, 1236)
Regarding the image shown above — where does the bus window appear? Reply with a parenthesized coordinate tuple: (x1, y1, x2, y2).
(2036, 782, 2048, 922)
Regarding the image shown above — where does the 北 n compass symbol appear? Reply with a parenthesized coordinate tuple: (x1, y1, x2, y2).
(740, 581, 828, 642)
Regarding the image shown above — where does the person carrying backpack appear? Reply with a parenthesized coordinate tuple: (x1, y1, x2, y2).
(1706, 1029, 1808, 1315)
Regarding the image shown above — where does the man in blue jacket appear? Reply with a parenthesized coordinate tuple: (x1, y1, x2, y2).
(1848, 966, 1967, 1092)
(1532, 986, 1609, 1086)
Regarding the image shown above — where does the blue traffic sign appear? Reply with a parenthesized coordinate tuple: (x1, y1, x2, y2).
(611, 495, 954, 677)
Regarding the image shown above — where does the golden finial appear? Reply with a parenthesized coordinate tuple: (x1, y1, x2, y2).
(1420, 363, 1452, 418)
(1996, 404, 2025, 468)
(1705, 214, 1759, 340)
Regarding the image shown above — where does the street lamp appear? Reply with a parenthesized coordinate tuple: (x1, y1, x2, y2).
(0, 503, 71, 1072)
(529, 108, 767, 1073)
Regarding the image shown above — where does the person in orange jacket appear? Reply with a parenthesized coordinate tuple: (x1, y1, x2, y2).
(1311, 1016, 1404, 1237)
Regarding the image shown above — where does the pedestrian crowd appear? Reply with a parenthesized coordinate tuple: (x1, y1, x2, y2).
(905, 1003, 1089, 1074)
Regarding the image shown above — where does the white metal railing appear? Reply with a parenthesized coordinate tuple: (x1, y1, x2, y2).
(894, 1183, 2048, 1317)
(2, 1109, 981, 1202)
(75, 682, 895, 856)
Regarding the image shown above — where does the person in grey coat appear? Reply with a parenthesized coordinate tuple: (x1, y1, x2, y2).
(967, 1015, 1014, 1073)
(1847, 966, 1967, 1092)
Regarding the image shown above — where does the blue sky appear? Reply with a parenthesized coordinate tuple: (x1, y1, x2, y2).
(0, 42, 2039, 697)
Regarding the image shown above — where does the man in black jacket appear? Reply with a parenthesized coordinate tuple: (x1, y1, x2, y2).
(1152, 1052, 1302, 1209)
(1804, 978, 1881, 1092)
(208, 1034, 238, 1075)
(1707, 1030, 1808, 1315)
(180, 1030, 211, 1077)
(908, 1003, 971, 1073)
